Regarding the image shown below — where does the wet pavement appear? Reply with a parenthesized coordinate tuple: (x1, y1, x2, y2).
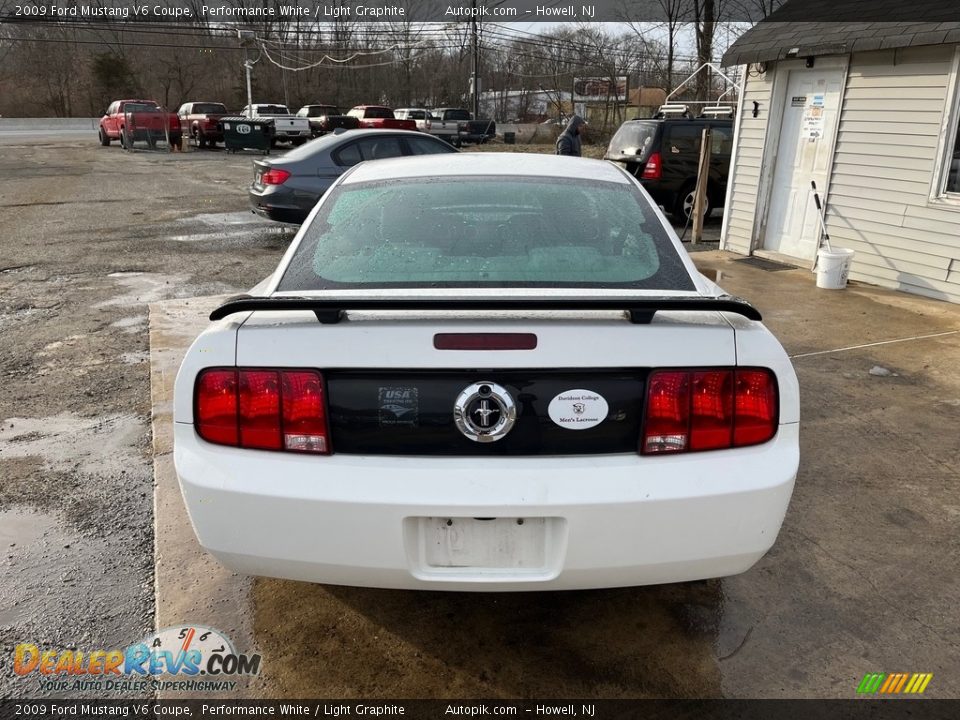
(0, 137, 289, 697)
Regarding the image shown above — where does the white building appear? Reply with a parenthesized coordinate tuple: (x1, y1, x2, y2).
(479, 90, 571, 122)
(721, 15, 960, 303)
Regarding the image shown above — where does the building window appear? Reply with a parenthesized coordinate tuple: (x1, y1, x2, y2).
(947, 120, 960, 194)
(944, 53, 960, 196)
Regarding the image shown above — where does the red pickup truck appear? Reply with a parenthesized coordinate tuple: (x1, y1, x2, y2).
(98, 99, 181, 149)
(346, 106, 417, 131)
(176, 101, 227, 148)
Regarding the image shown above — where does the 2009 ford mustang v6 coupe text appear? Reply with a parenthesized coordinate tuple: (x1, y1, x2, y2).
(173, 153, 799, 591)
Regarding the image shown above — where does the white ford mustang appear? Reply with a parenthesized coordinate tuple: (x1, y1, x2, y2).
(174, 153, 799, 591)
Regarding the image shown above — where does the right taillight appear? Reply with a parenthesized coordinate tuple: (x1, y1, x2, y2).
(195, 368, 330, 454)
(641, 151, 662, 179)
(260, 168, 291, 185)
(641, 368, 777, 454)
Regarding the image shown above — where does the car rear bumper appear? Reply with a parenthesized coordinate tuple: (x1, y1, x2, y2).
(248, 187, 313, 224)
(174, 422, 799, 591)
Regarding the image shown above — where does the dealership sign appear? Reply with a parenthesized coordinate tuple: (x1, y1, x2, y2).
(573, 77, 628, 102)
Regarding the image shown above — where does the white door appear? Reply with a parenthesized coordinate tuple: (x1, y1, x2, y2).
(763, 68, 844, 259)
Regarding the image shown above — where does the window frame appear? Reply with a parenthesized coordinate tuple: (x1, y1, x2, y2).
(931, 46, 960, 205)
(401, 135, 455, 156)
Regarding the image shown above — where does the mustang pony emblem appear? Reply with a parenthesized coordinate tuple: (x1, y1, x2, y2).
(453, 382, 517, 443)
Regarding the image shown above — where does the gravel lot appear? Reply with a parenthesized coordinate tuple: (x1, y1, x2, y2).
(0, 138, 291, 696)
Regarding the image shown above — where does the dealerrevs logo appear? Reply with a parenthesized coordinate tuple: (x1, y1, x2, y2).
(14, 625, 260, 693)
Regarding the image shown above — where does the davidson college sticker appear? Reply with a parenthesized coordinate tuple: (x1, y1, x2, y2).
(547, 389, 608, 430)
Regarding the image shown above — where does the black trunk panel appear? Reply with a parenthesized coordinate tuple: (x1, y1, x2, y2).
(326, 370, 647, 455)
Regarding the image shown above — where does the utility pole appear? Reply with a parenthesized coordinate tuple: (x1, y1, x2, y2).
(238, 30, 256, 112)
(470, 1, 480, 117)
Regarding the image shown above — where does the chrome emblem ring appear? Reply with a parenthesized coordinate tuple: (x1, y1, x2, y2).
(453, 382, 517, 443)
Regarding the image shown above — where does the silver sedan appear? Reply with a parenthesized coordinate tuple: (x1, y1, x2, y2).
(248, 128, 458, 224)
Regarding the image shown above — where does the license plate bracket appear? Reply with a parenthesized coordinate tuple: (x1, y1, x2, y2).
(418, 517, 552, 570)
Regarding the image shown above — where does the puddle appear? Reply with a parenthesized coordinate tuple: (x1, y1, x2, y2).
(0, 508, 54, 548)
(179, 211, 265, 227)
(96, 272, 188, 307)
(96, 271, 240, 308)
(0, 413, 143, 487)
(37, 335, 87, 357)
(119, 351, 149, 365)
(110, 315, 147, 333)
(0, 508, 58, 626)
(166, 227, 292, 244)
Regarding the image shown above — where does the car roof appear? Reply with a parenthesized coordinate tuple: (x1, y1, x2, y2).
(626, 117, 733, 124)
(342, 153, 631, 185)
(268, 128, 450, 165)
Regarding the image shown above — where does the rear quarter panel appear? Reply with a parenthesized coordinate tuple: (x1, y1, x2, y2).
(173, 317, 247, 425)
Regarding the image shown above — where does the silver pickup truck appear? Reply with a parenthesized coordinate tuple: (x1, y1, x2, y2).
(394, 108, 462, 146)
(240, 104, 312, 146)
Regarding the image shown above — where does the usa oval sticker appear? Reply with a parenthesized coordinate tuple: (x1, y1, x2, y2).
(547, 389, 608, 430)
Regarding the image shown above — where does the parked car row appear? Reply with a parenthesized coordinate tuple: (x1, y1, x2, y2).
(99, 98, 494, 151)
(394, 107, 496, 146)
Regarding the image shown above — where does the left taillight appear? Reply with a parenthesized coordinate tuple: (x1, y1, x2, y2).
(260, 168, 291, 185)
(641, 368, 778, 455)
(195, 368, 330, 454)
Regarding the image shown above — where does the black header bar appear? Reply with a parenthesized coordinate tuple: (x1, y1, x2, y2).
(3, 0, 959, 23)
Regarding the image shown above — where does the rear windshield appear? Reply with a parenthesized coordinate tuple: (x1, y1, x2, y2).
(364, 107, 394, 119)
(192, 103, 226, 114)
(607, 121, 658, 159)
(124, 103, 161, 113)
(302, 106, 337, 116)
(402, 110, 427, 119)
(256, 105, 289, 115)
(442, 109, 471, 121)
(277, 176, 693, 291)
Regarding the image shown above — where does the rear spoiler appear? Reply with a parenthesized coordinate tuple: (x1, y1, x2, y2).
(209, 295, 762, 325)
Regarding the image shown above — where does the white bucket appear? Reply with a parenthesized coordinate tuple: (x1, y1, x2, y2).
(815, 248, 855, 290)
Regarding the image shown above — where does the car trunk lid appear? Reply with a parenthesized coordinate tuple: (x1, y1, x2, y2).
(234, 310, 736, 456)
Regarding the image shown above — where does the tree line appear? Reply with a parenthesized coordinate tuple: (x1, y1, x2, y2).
(0, 0, 783, 123)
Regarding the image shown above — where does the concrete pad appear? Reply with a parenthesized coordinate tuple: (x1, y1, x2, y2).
(149, 296, 263, 696)
(149, 256, 960, 698)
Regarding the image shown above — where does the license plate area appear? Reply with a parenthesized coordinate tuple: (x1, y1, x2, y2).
(406, 516, 566, 581)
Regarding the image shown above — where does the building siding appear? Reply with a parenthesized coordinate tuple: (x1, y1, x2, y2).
(825, 45, 960, 303)
(723, 44, 960, 303)
(721, 67, 775, 254)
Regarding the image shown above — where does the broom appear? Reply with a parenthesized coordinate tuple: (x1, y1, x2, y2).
(810, 180, 833, 271)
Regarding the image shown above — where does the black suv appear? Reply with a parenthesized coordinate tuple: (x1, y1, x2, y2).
(605, 115, 733, 222)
